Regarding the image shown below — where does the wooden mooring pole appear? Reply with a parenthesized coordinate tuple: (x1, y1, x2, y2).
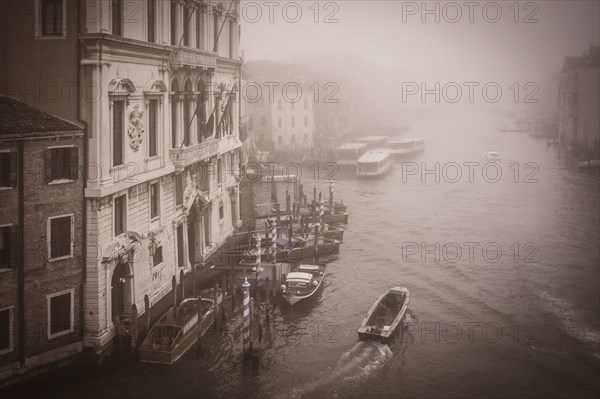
(172, 276, 178, 319)
(329, 182, 334, 215)
(197, 296, 203, 353)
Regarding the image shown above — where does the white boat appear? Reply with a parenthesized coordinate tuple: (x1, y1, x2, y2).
(388, 138, 425, 157)
(357, 287, 410, 342)
(281, 264, 326, 306)
(484, 151, 501, 162)
(356, 148, 393, 177)
(335, 142, 370, 167)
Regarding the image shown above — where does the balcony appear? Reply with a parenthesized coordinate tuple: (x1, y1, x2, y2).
(170, 140, 219, 172)
(170, 47, 217, 70)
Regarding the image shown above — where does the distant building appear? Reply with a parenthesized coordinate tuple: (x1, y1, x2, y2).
(248, 88, 314, 155)
(0, 95, 84, 382)
(557, 45, 600, 158)
(313, 102, 351, 150)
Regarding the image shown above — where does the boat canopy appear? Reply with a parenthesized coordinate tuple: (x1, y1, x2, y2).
(276, 236, 300, 247)
(358, 149, 391, 164)
(389, 138, 424, 147)
(336, 142, 369, 151)
(297, 264, 320, 272)
(286, 272, 313, 282)
(356, 135, 388, 144)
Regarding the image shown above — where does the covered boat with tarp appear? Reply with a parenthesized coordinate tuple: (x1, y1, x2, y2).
(281, 264, 326, 305)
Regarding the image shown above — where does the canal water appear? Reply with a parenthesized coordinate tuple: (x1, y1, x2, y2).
(6, 109, 600, 398)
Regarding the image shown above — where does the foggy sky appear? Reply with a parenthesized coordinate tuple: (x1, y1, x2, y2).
(240, 1, 600, 81)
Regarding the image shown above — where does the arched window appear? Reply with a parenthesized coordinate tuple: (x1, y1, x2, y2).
(143, 80, 166, 158)
(183, 2, 190, 46)
(196, 79, 206, 143)
(170, 0, 178, 45)
(183, 79, 193, 146)
(108, 78, 135, 167)
(171, 79, 180, 148)
(196, 3, 205, 50)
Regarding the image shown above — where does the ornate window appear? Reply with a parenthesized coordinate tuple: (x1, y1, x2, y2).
(196, 3, 206, 50)
(171, 0, 178, 45)
(150, 182, 160, 219)
(171, 79, 181, 148)
(183, 2, 191, 46)
(143, 80, 166, 157)
(212, 8, 220, 51)
(108, 78, 135, 167)
(148, 0, 156, 42)
(183, 79, 193, 146)
(114, 194, 127, 236)
(112, 0, 123, 36)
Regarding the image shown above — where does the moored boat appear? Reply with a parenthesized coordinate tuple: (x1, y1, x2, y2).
(138, 297, 215, 364)
(496, 124, 531, 133)
(323, 211, 349, 225)
(484, 150, 501, 162)
(281, 264, 326, 305)
(356, 148, 393, 177)
(388, 138, 425, 157)
(357, 287, 410, 342)
(355, 135, 389, 150)
(237, 235, 340, 264)
(577, 159, 600, 171)
(335, 142, 370, 167)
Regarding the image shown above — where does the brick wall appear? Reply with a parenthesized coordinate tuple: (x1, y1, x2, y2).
(0, 136, 84, 368)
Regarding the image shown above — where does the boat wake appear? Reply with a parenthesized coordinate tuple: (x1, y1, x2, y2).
(537, 289, 600, 345)
(288, 341, 393, 398)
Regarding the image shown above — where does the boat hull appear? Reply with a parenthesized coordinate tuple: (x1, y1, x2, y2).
(324, 212, 349, 224)
(356, 161, 393, 177)
(323, 226, 344, 242)
(138, 300, 215, 365)
(357, 287, 410, 342)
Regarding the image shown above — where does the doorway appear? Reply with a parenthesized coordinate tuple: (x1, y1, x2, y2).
(111, 261, 129, 323)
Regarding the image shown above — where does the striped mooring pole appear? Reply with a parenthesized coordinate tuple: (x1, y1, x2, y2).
(242, 277, 251, 352)
(271, 220, 277, 264)
(319, 201, 325, 231)
(254, 234, 262, 283)
(255, 233, 262, 264)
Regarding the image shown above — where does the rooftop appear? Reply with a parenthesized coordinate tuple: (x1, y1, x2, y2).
(356, 135, 389, 143)
(358, 149, 391, 163)
(337, 142, 369, 150)
(388, 137, 425, 144)
(0, 95, 82, 139)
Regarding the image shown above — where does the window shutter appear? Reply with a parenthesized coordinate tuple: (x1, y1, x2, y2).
(45, 149, 53, 182)
(70, 147, 78, 180)
(9, 151, 17, 187)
